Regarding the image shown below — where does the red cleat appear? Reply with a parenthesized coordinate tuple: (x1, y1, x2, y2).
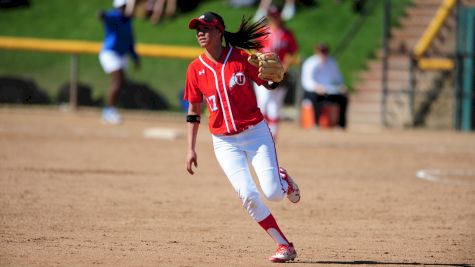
(279, 167, 300, 203)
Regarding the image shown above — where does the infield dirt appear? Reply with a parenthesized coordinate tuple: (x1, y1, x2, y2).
(1, 107, 474, 266)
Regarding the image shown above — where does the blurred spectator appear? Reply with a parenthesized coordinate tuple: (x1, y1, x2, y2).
(228, 0, 256, 8)
(176, 0, 200, 12)
(98, 0, 141, 124)
(0, 0, 29, 9)
(147, 0, 177, 24)
(254, 5, 298, 139)
(137, 0, 200, 23)
(301, 43, 348, 129)
(352, 0, 366, 14)
(254, 0, 296, 21)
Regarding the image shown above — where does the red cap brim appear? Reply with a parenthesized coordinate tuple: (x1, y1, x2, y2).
(188, 18, 205, 29)
(188, 18, 224, 32)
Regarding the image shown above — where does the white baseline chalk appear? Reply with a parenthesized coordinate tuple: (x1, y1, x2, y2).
(143, 128, 183, 140)
(416, 169, 475, 185)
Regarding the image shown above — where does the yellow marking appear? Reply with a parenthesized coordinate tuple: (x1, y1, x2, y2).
(417, 58, 454, 70)
(0, 36, 203, 59)
(413, 0, 456, 58)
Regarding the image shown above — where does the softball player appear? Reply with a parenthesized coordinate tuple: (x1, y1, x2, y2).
(184, 12, 301, 263)
(254, 5, 298, 139)
(98, 0, 140, 124)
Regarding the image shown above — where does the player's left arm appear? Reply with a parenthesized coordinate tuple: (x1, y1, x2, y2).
(247, 52, 284, 90)
(333, 60, 347, 93)
(127, 20, 140, 69)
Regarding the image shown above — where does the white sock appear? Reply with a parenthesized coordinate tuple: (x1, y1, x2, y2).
(267, 228, 290, 245)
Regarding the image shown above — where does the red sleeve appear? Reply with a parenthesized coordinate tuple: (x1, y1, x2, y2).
(184, 61, 203, 104)
(239, 49, 266, 86)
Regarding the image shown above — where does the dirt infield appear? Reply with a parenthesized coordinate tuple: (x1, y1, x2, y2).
(1, 107, 474, 267)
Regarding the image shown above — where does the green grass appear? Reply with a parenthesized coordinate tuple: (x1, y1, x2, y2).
(0, 0, 412, 109)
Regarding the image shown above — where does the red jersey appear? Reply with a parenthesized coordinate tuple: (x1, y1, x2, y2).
(262, 27, 298, 62)
(184, 47, 267, 135)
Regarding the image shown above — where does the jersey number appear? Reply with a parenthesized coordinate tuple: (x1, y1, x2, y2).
(207, 95, 218, 112)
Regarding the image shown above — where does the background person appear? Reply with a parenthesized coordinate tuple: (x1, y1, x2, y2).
(301, 42, 348, 129)
(254, 5, 298, 139)
(253, 0, 296, 21)
(184, 12, 300, 262)
(147, 0, 177, 24)
(98, 0, 141, 124)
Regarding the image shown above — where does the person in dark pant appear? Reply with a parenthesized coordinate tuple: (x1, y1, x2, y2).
(300, 42, 348, 129)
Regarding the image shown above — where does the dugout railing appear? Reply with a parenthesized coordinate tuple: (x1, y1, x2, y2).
(408, 0, 475, 131)
(408, 0, 456, 128)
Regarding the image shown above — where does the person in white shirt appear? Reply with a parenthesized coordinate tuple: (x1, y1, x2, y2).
(300, 43, 348, 129)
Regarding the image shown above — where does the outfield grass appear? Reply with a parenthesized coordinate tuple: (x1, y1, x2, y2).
(0, 0, 411, 109)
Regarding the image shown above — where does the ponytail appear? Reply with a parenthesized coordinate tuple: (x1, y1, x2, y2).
(223, 16, 269, 51)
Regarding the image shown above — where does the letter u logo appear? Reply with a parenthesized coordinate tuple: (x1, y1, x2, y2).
(235, 72, 246, 86)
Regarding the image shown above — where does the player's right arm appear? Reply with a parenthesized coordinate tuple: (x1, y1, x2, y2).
(186, 102, 201, 175)
(184, 62, 203, 175)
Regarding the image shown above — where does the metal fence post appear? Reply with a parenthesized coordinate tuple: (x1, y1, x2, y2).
(454, 0, 462, 130)
(70, 54, 79, 110)
(409, 57, 417, 125)
(294, 60, 304, 125)
(382, 0, 391, 127)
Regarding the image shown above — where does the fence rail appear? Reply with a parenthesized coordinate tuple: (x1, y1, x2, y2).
(0, 36, 204, 109)
(0, 36, 202, 59)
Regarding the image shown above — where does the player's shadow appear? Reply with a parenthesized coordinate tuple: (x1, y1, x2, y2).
(293, 260, 473, 267)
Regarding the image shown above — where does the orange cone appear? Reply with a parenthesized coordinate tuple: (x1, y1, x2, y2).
(300, 99, 315, 129)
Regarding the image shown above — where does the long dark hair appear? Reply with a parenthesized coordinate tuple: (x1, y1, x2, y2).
(209, 12, 268, 51)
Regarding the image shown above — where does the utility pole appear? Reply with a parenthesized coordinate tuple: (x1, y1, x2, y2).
(382, 0, 391, 126)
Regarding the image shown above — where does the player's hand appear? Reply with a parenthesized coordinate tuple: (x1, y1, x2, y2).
(186, 150, 198, 175)
(315, 84, 326, 95)
(248, 52, 284, 83)
(339, 84, 348, 94)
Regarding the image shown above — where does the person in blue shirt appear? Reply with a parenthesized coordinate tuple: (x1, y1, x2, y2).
(99, 0, 140, 124)
(301, 43, 349, 129)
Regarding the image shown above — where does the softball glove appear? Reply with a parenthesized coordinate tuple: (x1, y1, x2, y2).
(248, 52, 285, 83)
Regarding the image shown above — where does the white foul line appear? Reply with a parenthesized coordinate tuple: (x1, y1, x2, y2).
(416, 169, 475, 185)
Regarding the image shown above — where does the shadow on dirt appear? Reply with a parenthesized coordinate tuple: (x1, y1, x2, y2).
(294, 260, 472, 267)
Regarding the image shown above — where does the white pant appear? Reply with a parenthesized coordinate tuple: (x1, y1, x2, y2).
(254, 83, 287, 136)
(212, 120, 288, 222)
(99, 50, 128, 73)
